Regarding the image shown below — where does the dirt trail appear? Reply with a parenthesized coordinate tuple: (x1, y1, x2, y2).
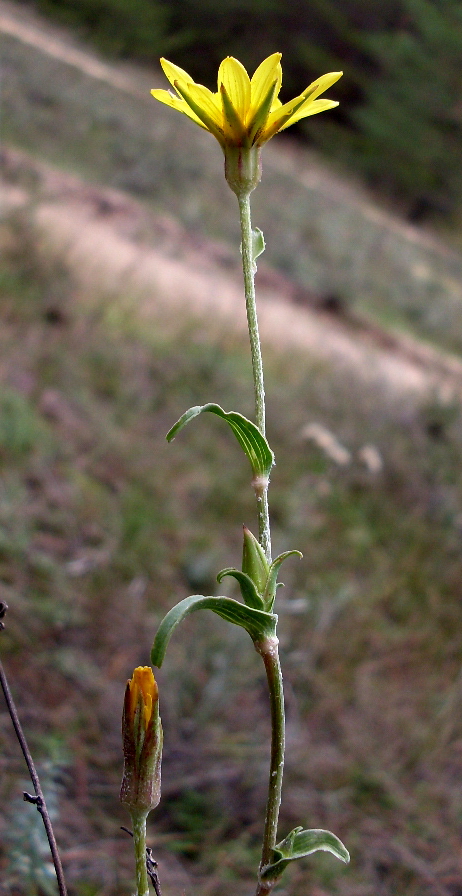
(6, 147, 462, 402)
(0, 0, 150, 95)
(2, 0, 462, 400)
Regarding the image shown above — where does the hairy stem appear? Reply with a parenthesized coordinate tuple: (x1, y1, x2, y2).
(132, 811, 150, 896)
(255, 639, 285, 896)
(238, 191, 271, 562)
(237, 191, 284, 893)
(238, 192, 266, 437)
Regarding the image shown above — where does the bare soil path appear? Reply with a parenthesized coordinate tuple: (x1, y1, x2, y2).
(2, 0, 462, 400)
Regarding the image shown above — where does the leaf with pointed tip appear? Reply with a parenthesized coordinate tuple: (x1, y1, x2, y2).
(260, 828, 349, 882)
(151, 594, 277, 667)
(217, 568, 265, 610)
(263, 550, 303, 610)
(166, 404, 274, 479)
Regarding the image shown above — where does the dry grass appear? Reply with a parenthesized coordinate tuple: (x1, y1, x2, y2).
(3, 3, 462, 355)
(1, 196, 462, 896)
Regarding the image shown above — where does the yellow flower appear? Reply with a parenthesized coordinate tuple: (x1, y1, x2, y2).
(120, 666, 162, 815)
(128, 665, 157, 731)
(151, 54, 342, 150)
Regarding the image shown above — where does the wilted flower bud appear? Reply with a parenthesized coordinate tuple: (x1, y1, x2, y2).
(242, 525, 269, 595)
(120, 666, 162, 815)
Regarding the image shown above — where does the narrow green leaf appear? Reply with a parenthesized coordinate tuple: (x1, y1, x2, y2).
(260, 828, 349, 882)
(166, 403, 274, 479)
(151, 594, 277, 667)
(263, 550, 303, 610)
(217, 568, 265, 610)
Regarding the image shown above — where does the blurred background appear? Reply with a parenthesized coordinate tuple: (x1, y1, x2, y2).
(2, 1, 462, 895)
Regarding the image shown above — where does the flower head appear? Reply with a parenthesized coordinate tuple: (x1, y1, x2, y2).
(120, 666, 162, 816)
(127, 665, 157, 731)
(151, 54, 342, 150)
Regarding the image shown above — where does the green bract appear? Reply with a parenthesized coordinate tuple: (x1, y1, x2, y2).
(242, 526, 269, 595)
(217, 567, 265, 610)
(263, 550, 302, 610)
(220, 548, 302, 612)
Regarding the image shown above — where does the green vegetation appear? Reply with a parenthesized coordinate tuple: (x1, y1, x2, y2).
(22, 0, 462, 222)
(34, 0, 167, 58)
(2, 176, 462, 894)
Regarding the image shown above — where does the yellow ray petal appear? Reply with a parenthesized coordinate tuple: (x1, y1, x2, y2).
(175, 81, 224, 143)
(279, 98, 339, 129)
(269, 96, 282, 112)
(300, 71, 343, 103)
(151, 56, 342, 153)
(160, 57, 196, 94)
(250, 53, 282, 114)
(218, 57, 251, 124)
(150, 89, 208, 128)
(263, 70, 342, 139)
(263, 90, 312, 138)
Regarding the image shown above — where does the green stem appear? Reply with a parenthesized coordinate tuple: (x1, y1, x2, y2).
(131, 812, 150, 896)
(237, 192, 271, 562)
(238, 193, 266, 438)
(237, 185, 283, 896)
(255, 638, 285, 896)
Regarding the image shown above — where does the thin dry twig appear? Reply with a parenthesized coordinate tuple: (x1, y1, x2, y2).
(0, 602, 68, 896)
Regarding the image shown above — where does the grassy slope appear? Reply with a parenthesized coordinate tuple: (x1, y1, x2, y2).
(3, 4, 462, 355)
(2, 6, 462, 896)
(2, 176, 462, 896)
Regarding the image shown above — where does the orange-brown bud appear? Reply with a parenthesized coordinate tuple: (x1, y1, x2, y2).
(120, 666, 162, 815)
